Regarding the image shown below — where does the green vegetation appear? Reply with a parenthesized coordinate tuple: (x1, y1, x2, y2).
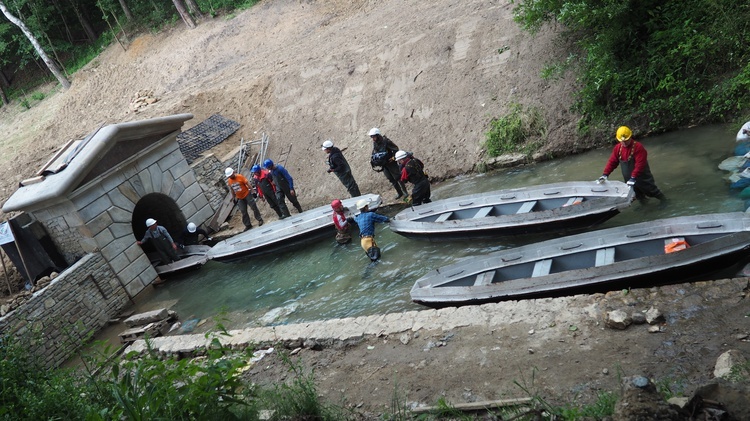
(484, 102, 546, 157)
(510, 0, 750, 136)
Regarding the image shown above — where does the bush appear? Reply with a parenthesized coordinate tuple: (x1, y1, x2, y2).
(484, 102, 546, 157)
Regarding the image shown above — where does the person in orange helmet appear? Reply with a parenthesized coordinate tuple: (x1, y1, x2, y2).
(598, 126, 666, 203)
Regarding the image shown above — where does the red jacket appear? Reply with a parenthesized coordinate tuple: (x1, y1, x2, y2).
(603, 141, 649, 179)
(252, 169, 276, 198)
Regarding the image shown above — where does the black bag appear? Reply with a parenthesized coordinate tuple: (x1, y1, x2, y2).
(370, 151, 389, 167)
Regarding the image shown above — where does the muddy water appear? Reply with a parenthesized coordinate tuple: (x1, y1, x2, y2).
(137, 124, 744, 329)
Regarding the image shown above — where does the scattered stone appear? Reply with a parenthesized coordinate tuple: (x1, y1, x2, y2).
(667, 396, 690, 408)
(602, 368, 609, 375)
(124, 308, 169, 327)
(614, 375, 685, 420)
(631, 312, 647, 324)
(303, 339, 322, 350)
(645, 307, 665, 324)
(735, 333, 748, 341)
(290, 347, 302, 355)
(399, 332, 411, 345)
(648, 325, 663, 333)
(713, 349, 748, 379)
(528, 348, 534, 354)
(0, 304, 9, 316)
(605, 309, 632, 330)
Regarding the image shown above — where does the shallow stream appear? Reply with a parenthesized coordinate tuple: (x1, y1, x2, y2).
(136, 124, 745, 329)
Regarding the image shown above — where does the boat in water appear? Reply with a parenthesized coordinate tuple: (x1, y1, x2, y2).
(389, 181, 634, 241)
(207, 194, 382, 262)
(151, 245, 211, 279)
(410, 212, 750, 307)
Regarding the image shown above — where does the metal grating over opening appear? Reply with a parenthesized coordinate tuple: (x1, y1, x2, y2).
(176, 114, 240, 163)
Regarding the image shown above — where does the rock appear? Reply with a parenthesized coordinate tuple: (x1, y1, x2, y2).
(613, 375, 686, 420)
(399, 332, 411, 345)
(0, 304, 9, 316)
(486, 153, 526, 168)
(631, 312, 647, 324)
(691, 379, 750, 420)
(645, 307, 665, 324)
(713, 349, 748, 379)
(303, 339, 322, 350)
(605, 309, 632, 330)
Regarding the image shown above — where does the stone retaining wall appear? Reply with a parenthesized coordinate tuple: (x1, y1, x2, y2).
(0, 253, 128, 368)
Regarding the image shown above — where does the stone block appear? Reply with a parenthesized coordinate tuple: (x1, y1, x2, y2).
(70, 183, 108, 209)
(124, 276, 146, 298)
(77, 195, 114, 224)
(176, 183, 202, 208)
(100, 236, 132, 261)
(109, 188, 136, 211)
(87, 210, 113, 237)
(148, 164, 162, 194)
(107, 206, 132, 224)
(124, 308, 169, 327)
(109, 222, 134, 239)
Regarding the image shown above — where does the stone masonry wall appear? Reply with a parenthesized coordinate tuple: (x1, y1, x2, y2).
(0, 253, 128, 368)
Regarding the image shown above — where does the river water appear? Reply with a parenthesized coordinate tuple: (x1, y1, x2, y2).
(137, 124, 745, 329)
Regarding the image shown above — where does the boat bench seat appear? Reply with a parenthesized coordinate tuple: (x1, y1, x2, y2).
(473, 206, 494, 219)
(532, 259, 552, 277)
(516, 201, 537, 214)
(564, 197, 584, 207)
(595, 247, 615, 267)
(435, 212, 453, 222)
(473, 271, 496, 286)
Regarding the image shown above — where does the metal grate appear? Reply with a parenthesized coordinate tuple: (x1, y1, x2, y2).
(176, 114, 240, 163)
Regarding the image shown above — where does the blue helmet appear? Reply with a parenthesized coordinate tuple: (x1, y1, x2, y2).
(251, 164, 261, 173)
(263, 158, 274, 169)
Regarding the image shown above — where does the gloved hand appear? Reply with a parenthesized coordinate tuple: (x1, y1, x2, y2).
(627, 178, 636, 186)
(326, 169, 333, 173)
(596, 175, 608, 184)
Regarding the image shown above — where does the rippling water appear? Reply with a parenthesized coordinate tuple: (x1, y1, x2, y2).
(137, 124, 744, 328)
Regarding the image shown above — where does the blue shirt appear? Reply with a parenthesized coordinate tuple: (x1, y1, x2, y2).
(353, 211, 389, 237)
(268, 165, 295, 190)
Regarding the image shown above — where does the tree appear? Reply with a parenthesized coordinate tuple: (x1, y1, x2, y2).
(184, 0, 202, 19)
(172, 0, 195, 28)
(116, 0, 133, 21)
(0, 0, 70, 90)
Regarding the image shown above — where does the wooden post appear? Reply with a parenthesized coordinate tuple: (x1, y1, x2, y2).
(0, 249, 12, 295)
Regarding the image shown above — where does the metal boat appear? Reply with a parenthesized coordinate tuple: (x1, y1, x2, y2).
(410, 212, 750, 307)
(390, 181, 634, 241)
(151, 245, 211, 278)
(207, 194, 382, 262)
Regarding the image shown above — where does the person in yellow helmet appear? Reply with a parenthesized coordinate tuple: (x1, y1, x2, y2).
(597, 126, 666, 202)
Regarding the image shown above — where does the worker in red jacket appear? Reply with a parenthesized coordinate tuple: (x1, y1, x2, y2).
(331, 199, 352, 244)
(251, 164, 290, 219)
(598, 126, 666, 203)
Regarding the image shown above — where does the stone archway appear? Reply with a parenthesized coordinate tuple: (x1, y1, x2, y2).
(132, 193, 187, 245)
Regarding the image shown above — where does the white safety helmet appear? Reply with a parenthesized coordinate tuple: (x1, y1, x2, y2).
(395, 150, 408, 160)
(187, 222, 196, 233)
(224, 167, 235, 178)
(368, 127, 380, 137)
(145, 218, 157, 227)
(321, 140, 334, 150)
(356, 199, 369, 210)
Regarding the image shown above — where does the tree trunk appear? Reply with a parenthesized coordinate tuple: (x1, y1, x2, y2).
(118, 0, 134, 21)
(0, 70, 9, 105)
(68, 0, 97, 43)
(185, 0, 203, 19)
(51, 0, 75, 46)
(0, 1, 70, 90)
(172, 0, 196, 28)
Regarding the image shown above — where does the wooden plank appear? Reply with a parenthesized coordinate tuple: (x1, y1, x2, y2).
(207, 192, 235, 233)
(564, 196, 584, 206)
(595, 247, 615, 267)
(435, 212, 453, 222)
(411, 397, 533, 414)
(516, 201, 537, 214)
(473, 206, 494, 219)
(532, 259, 552, 277)
(473, 271, 495, 286)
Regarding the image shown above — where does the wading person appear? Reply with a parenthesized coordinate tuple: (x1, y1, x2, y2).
(179, 222, 211, 247)
(597, 126, 666, 203)
(323, 139, 361, 198)
(331, 199, 353, 244)
(137, 218, 180, 264)
(264, 158, 303, 213)
(353, 199, 389, 261)
(226, 167, 264, 231)
(251, 164, 290, 219)
(395, 150, 432, 205)
(368, 127, 407, 200)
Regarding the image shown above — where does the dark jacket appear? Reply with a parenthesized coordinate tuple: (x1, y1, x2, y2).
(327, 147, 352, 174)
(371, 135, 399, 167)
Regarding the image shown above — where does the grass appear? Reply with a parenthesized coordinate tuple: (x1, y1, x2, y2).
(485, 102, 547, 157)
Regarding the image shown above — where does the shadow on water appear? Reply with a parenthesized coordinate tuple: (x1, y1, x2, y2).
(138, 124, 746, 329)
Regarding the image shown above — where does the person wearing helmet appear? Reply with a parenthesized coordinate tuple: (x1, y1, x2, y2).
(137, 218, 180, 264)
(178, 222, 212, 247)
(331, 199, 353, 244)
(598, 126, 666, 203)
(226, 167, 264, 231)
(251, 164, 290, 219)
(368, 128, 407, 200)
(322, 139, 361, 197)
(395, 150, 432, 206)
(352, 199, 389, 261)
(263, 158, 303, 213)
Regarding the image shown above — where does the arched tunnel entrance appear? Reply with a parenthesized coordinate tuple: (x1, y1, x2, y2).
(132, 193, 187, 250)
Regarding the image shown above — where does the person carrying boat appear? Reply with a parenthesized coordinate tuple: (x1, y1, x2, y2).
(368, 128, 407, 200)
(137, 218, 180, 264)
(331, 199, 353, 244)
(179, 222, 211, 247)
(597, 126, 666, 203)
(225, 167, 264, 231)
(251, 164, 291, 219)
(353, 199, 389, 261)
(263, 158, 303, 214)
(322, 139, 361, 198)
(395, 150, 432, 206)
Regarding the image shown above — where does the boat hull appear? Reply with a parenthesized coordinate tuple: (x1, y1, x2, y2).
(410, 212, 750, 307)
(152, 245, 211, 278)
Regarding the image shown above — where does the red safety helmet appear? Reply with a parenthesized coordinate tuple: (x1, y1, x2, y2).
(331, 199, 343, 210)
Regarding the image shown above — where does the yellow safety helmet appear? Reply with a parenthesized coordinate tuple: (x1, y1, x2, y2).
(616, 126, 632, 142)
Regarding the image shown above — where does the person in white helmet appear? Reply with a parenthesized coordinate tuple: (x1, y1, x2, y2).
(178, 222, 212, 247)
(395, 150, 431, 205)
(137, 218, 180, 264)
(322, 139, 361, 197)
(352, 199, 389, 261)
(225, 167, 264, 230)
(368, 127, 407, 200)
